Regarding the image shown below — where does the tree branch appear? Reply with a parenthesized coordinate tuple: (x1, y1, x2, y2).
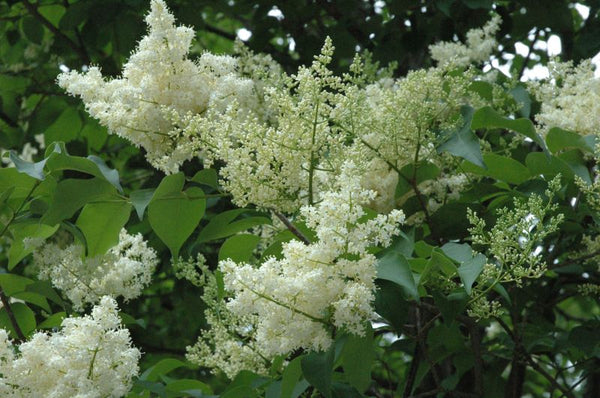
(0, 289, 26, 342)
(273, 211, 311, 245)
(22, 0, 90, 64)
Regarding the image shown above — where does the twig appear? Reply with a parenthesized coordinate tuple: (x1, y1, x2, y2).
(517, 29, 540, 81)
(0, 289, 26, 342)
(22, 0, 90, 64)
(273, 211, 311, 245)
(495, 316, 576, 398)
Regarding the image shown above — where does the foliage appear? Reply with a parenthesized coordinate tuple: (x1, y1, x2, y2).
(1, 1, 600, 397)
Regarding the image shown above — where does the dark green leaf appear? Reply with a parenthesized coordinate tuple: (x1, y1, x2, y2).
(546, 127, 596, 154)
(463, 153, 531, 185)
(341, 326, 374, 392)
(41, 178, 116, 225)
(301, 347, 334, 398)
(457, 253, 486, 295)
(438, 105, 485, 168)
(376, 251, 419, 300)
(471, 106, 548, 154)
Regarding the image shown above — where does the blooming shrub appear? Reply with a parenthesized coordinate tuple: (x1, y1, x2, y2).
(1, 1, 600, 397)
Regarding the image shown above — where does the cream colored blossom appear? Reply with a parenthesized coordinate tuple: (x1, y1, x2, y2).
(530, 59, 600, 135)
(215, 163, 404, 358)
(57, 0, 255, 173)
(430, 14, 501, 67)
(0, 297, 139, 398)
(34, 229, 158, 311)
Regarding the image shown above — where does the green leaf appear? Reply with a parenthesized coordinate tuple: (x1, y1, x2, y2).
(471, 106, 548, 154)
(0, 274, 35, 296)
(559, 149, 591, 184)
(191, 169, 219, 189)
(525, 152, 574, 181)
(301, 347, 334, 398)
(37, 312, 66, 329)
(198, 209, 270, 243)
(148, 173, 206, 257)
(281, 356, 304, 398)
(44, 107, 81, 144)
(140, 358, 189, 382)
(438, 105, 485, 168)
(462, 153, 531, 185)
(8, 221, 58, 269)
(21, 15, 44, 44)
(25, 280, 64, 306)
(374, 280, 409, 332)
(130, 189, 155, 221)
(441, 242, 473, 263)
(45, 150, 122, 192)
(509, 85, 531, 118)
(0, 168, 37, 209)
(429, 249, 458, 277)
(219, 234, 261, 263)
(166, 379, 213, 394)
(76, 200, 131, 257)
(42, 178, 116, 225)
(396, 162, 440, 198)
(341, 326, 374, 392)
(0, 302, 36, 338)
(11, 291, 51, 312)
(87, 155, 123, 192)
(9, 151, 48, 180)
(457, 253, 486, 295)
(376, 251, 419, 300)
(546, 127, 596, 154)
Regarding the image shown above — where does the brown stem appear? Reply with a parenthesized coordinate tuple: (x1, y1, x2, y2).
(273, 211, 311, 245)
(0, 289, 26, 342)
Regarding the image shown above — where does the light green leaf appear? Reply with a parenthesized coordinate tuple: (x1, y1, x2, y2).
(441, 242, 473, 263)
(8, 221, 58, 269)
(191, 169, 219, 190)
(0, 302, 36, 338)
(130, 189, 155, 220)
(281, 356, 304, 398)
(76, 200, 131, 257)
(457, 253, 486, 295)
(9, 150, 48, 180)
(148, 174, 206, 257)
(198, 209, 270, 243)
(219, 234, 261, 263)
(0, 274, 35, 296)
(37, 312, 66, 329)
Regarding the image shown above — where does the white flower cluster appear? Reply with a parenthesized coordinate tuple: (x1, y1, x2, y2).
(217, 163, 404, 358)
(57, 0, 255, 173)
(0, 297, 140, 398)
(530, 59, 600, 135)
(34, 229, 158, 311)
(429, 14, 501, 67)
